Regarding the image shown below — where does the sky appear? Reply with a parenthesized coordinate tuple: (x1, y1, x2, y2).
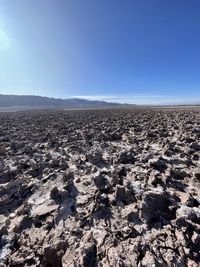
(0, 0, 200, 104)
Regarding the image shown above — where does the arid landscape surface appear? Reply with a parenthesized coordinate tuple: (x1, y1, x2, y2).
(0, 108, 200, 266)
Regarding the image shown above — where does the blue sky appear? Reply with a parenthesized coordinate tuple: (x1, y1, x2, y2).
(0, 0, 200, 104)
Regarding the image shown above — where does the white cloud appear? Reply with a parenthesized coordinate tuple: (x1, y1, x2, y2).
(72, 94, 170, 104)
(0, 29, 10, 51)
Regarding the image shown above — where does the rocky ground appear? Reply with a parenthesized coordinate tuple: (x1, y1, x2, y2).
(0, 108, 200, 266)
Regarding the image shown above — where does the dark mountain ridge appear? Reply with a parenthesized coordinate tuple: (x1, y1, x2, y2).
(0, 94, 133, 109)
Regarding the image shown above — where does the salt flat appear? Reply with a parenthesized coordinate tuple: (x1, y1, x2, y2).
(0, 108, 200, 266)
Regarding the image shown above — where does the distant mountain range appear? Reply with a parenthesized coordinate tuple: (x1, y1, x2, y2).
(0, 94, 133, 110)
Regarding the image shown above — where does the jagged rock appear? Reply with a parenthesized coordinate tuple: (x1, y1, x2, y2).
(130, 180, 145, 196)
(115, 185, 135, 205)
(116, 149, 135, 164)
(63, 170, 74, 183)
(176, 205, 200, 223)
(59, 159, 69, 170)
(140, 189, 171, 223)
(50, 186, 60, 201)
(148, 171, 163, 186)
(50, 185, 71, 203)
(150, 158, 168, 172)
(171, 169, 187, 180)
(43, 244, 64, 267)
(94, 173, 110, 190)
(31, 201, 58, 217)
(29, 159, 39, 170)
(50, 158, 59, 167)
(190, 142, 200, 151)
(141, 251, 163, 267)
(104, 243, 138, 266)
(1, 108, 200, 266)
(86, 151, 105, 166)
(193, 154, 199, 161)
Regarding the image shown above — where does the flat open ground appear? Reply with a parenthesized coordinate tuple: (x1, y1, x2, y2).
(0, 108, 200, 266)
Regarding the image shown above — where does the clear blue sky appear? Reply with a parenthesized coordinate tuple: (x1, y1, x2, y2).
(0, 0, 200, 104)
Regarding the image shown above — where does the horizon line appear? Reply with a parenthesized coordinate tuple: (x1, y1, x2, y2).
(0, 92, 200, 105)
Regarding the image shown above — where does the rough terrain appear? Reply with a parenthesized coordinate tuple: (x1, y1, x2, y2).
(0, 108, 200, 266)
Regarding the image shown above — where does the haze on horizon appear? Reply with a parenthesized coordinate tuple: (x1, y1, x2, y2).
(0, 0, 200, 105)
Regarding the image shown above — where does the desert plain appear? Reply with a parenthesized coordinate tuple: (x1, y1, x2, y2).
(0, 108, 200, 266)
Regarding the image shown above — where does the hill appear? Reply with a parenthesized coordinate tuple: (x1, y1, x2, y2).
(0, 94, 133, 110)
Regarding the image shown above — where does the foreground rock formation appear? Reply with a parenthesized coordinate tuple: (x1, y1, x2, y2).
(0, 108, 200, 266)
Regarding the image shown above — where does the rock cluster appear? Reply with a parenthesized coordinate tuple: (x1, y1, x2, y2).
(0, 108, 200, 266)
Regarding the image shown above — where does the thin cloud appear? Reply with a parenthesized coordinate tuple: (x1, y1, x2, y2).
(72, 94, 200, 105)
(73, 94, 171, 102)
(73, 94, 170, 100)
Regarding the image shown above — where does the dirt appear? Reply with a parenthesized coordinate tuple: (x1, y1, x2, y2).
(0, 108, 200, 266)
